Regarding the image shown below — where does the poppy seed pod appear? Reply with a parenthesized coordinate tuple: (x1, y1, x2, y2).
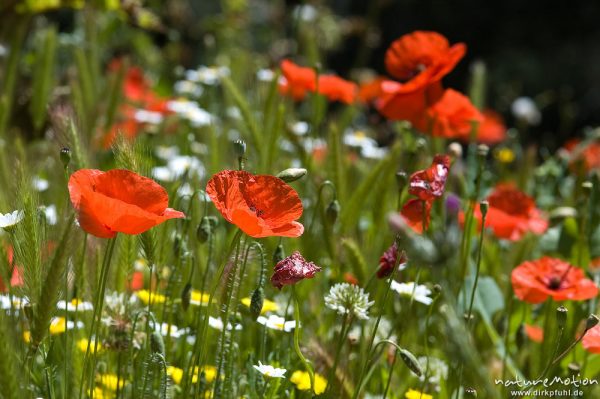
(477, 144, 489, 158)
(60, 147, 71, 169)
(196, 216, 217, 243)
(398, 348, 422, 377)
(249, 287, 264, 321)
(233, 139, 246, 158)
(395, 171, 407, 190)
(150, 330, 165, 355)
(465, 387, 477, 397)
(326, 199, 341, 224)
(181, 283, 192, 311)
(582, 181, 593, 197)
(276, 168, 307, 183)
(479, 201, 489, 218)
(556, 306, 568, 328)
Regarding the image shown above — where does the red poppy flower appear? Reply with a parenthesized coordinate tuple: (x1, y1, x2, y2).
(524, 324, 544, 343)
(128, 270, 145, 291)
(384, 31, 466, 92)
(476, 110, 507, 145)
(400, 199, 431, 234)
(279, 59, 357, 104)
(377, 241, 408, 279)
(317, 75, 357, 104)
(463, 184, 548, 241)
(343, 272, 359, 285)
(582, 325, 600, 354)
(511, 257, 598, 304)
(358, 76, 386, 103)
(563, 139, 600, 171)
(423, 89, 484, 139)
(409, 155, 451, 201)
(376, 80, 443, 123)
(68, 169, 185, 239)
(206, 170, 304, 238)
(270, 251, 321, 289)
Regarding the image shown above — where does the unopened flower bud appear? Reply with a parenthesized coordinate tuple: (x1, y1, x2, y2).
(415, 138, 427, 151)
(585, 314, 599, 331)
(326, 200, 340, 224)
(233, 139, 246, 158)
(276, 168, 307, 183)
(399, 348, 422, 377)
(582, 181, 593, 197)
(273, 244, 285, 264)
(477, 144, 489, 158)
(150, 330, 165, 355)
(568, 362, 581, 373)
(465, 387, 477, 397)
(480, 201, 489, 218)
(97, 361, 107, 374)
(556, 306, 568, 328)
(181, 283, 192, 311)
(249, 287, 264, 321)
(197, 216, 217, 243)
(433, 284, 442, 296)
(396, 171, 407, 190)
(60, 147, 71, 169)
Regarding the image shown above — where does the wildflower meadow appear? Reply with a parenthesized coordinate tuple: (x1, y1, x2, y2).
(1, 1, 600, 398)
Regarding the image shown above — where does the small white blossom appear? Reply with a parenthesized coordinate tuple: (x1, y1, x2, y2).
(290, 121, 310, 136)
(57, 299, 93, 312)
(0, 210, 24, 229)
(253, 361, 287, 378)
(32, 176, 49, 192)
(185, 66, 230, 85)
(256, 315, 296, 332)
(40, 205, 57, 225)
(325, 283, 374, 320)
(256, 69, 275, 82)
(151, 155, 205, 182)
(134, 109, 163, 125)
(391, 281, 433, 305)
(208, 316, 242, 331)
(417, 356, 448, 391)
(166, 100, 215, 127)
(511, 97, 541, 125)
(155, 145, 180, 160)
(174, 80, 204, 97)
(155, 323, 185, 338)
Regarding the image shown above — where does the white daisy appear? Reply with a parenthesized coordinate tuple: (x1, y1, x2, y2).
(256, 69, 275, 82)
(174, 80, 203, 97)
(57, 299, 93, 312)
(253, 361, 287, 378)
(208, 316, 242, 331)
(134, 109, 164, 125)
(0, 210, 24, 229)
(40, 204, 57, 225)
(390, 281, 433, 305)
(185, 66, 230, 86)
(32, 176, 49, 192)
(256, 315, 296, 332)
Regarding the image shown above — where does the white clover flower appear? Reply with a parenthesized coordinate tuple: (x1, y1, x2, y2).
(256, 315, 296, 332)
(511, 96, 541, 125)
(134, 109, 164, 125)
(208, 316, 242, 331)
(32, 176, 49, 192)
(0, 210, 24, 229)
(57, 299, 93, 312)
(390, 281, 433, 305)
(253, 361, 287, 378)
(174, 80, 204, 97)
(256, 69, 275, 82)
(324, 283, 374, 320)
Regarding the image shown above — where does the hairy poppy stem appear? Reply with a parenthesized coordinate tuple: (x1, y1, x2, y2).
(352, 237, 402, 399)
(291, 285, 315, 394)
(78, 236, 117, 399)
(466, 201, 488, 328)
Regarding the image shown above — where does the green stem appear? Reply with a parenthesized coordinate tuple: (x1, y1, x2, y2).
(326, 313, 351, 394)
(292, 286, 315, 395)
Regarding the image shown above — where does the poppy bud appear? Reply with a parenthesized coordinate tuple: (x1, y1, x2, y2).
(395, 171, 407, 190)
(273, 244, 285, 264)
(233, 139, 246, 156)
(60, 147, 71, 169)
(150, 330, 165, 355)
(556, 306, 568, 328)
(415, 138, 427, 151)
(276, 168, 307, 183)
(398, 348, 422, 377)
(181, 283, 192, 311)
(479, 201, 489, 218)
(249, 287, 264, 321)
(585, 314, 600, 331)
(582, 181, 593, 197)
(465, 387, 477, 397)
(325, 199, 340, 224)
(568, 362, 581, 373)
(433, 284, 442, 296)
(477, 144, 489, 158)
(197, 216, 217, 243)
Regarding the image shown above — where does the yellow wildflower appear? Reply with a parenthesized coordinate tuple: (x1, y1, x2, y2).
(290, 370, 327, 395)
(191, 290, 211, 306)
(97, 373, 125, 391)
(405, 388, 433, 399)
(88, 388, 109, 399)
(49, 317, 67, 335)
(23, 331, 31, 343)
(136, 289, 166, 305)
(241, 297, 279, 314)
(76, 338, 102, 354)
(194, 365, 217, 383)
(495, 147, 515, 164)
